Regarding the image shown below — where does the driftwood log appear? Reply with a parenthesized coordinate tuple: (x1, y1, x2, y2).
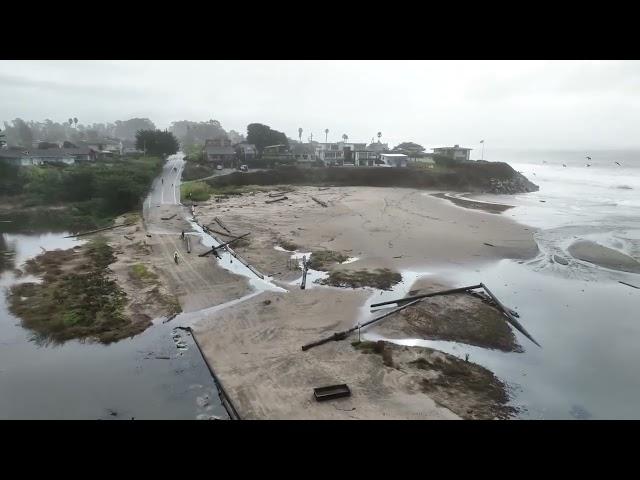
(266, 196, 288, 204)
(65, 222, 135, 238)
(311, 197, 328, 207)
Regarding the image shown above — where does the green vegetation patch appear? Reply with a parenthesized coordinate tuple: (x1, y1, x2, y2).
(8, 237, 147, 345)
(320, 268, 402, 290)
(307, 250, 349, 271)
(181, 181, 213, 202)
(129, 263, 158, 282)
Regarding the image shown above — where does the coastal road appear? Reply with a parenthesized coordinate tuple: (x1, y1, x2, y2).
(142, 153, 252, 314)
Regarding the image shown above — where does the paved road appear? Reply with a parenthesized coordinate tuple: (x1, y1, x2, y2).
(142, 153, 253, 313)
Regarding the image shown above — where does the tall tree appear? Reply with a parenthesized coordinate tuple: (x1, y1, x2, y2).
(246, 123, 288, 153)
(73, 117, 78, 128)
(68, 118, 73, 127)
(324, 128, 329, 143)
(298, 127, 303, 142)
(135, 130, 179, 157)
(377, 131, 382, 142)
(342, 134, 348, 143)
(115, 118, 156, 141)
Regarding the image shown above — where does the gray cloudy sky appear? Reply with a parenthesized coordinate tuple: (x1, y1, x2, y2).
(2, 60, 640, 150)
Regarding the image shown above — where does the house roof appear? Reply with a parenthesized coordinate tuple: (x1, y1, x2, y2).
(433, 146, 472, 151)
(205, 146, 235, 155)
(380, 153, 408, 157)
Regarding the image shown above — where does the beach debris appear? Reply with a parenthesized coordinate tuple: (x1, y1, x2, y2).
(300, 255, 309, 290)
(64, 222, 135, 238)
(539, 200, 546, 203)
(266, 196, 288, 204)
(480, 283, 540, 348)
(483, 242, 495, 247)
(189, 326, 242, 420)
(161, 214, 177, 220)
(198, 233, 250, 257)
(124, 235, 134, 240)
(619, 280, 640, 289)
(302, 298, 424, 351)
(146, 234, 152, 238)
(155, 356, 171, 360)
(213, 217, 232, 234)
(314, 384, 351, 402)
(268, 192, 287, 198)
(318, 187, 331, 191)
(311, 196, 328, 207)
(263, 299, 272, 306)
(370, 284, 483, 309)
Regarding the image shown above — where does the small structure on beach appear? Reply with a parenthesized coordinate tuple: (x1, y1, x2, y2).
(432, 145, 472, 161)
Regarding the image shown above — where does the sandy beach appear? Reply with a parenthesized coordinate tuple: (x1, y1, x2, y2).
(169, 185, 538, 419)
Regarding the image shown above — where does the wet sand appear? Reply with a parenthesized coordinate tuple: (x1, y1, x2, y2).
(187, 186, 538, 419)
(568, 240, 640, 274)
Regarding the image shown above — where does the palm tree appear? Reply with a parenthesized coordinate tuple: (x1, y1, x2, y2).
(73, 117, 78, 128)
(68, 118, 73, 127)
(324, 128, 329, 143)
(342, 134, 348, 143)
(298, 127, 303, 143)
(377, 131, 382, 143)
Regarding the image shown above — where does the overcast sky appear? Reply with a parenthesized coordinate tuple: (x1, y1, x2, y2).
(2, 60, 640, 151)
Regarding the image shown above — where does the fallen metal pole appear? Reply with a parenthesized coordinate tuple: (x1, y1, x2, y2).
(480, 283, 541, 348)
(198, 233, 250, 257)
(214, 217, 232, 234)
(370, 284, 483, 309)
(302, 298, 423, 351)
(300, 255, 308, 290)
(188, 327, 241, 420)
(64, 222, 134, 238)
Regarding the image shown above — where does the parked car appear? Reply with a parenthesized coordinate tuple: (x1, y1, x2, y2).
(240, 165, 248, 172)
(216, 164, 223, 171)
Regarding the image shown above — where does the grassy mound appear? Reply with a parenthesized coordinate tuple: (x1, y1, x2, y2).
(320, 268, 401, 290)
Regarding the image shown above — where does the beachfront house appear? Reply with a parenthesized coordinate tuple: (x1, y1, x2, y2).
(432, 145, 472, 161)
(316, 141, 368, 166)
(290, 142, 319, 166)
(234, 143, 257, 163)
(380, 153, 408, 167)
(205, 138, 236, 167)
(262, 144, 295, 164)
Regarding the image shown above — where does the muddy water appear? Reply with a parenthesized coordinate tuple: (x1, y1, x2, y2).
(0, 230, 227, 420)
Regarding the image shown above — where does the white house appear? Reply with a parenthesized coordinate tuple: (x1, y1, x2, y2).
(380, 153, 408, 167)
(432, 145, 472, 161)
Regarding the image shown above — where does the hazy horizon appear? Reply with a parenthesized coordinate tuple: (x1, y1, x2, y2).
(2, 60, 640, 151)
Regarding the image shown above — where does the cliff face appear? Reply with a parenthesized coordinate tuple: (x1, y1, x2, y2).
(209, 161, 539, 195)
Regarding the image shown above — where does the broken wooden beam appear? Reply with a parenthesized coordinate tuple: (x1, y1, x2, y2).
(311, 196, 328, 207)
(480, 283, 540, 348)
(214, 217, 232, 234)
(619, 280, 640, 289)
(268, 192, 287, 198)
(160, 214, 177, 220)
(64, 222, 135, 238)
(266, 196, 288, 204)
(207, 227, 236, 238)
(370, 284, 483, 309)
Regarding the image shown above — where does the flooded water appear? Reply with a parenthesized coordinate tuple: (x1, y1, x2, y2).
(366, 150, 640, 419)
(0, 155, 230, 420)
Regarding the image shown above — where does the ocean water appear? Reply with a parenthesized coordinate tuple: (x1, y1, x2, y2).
(369, 149, 640, 419)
